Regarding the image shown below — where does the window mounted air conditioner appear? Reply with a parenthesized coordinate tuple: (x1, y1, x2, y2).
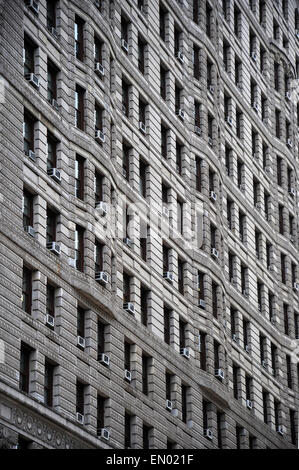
(25, 225, 36, 237)
(251, 51, 257, 62)
(95, 62, 105, 76)
(295, 29, 299, 39)
(166, 400, 173, 411)
(47, 168, 61, 183)
(246, 399, 253, 410)
(47, 242, 61, 255)
(232, 334, 238, 343)
(76, 412, 84, 424)
(288, 187, 295, 197)
(258, 303, 261, 312)
(261, 360, 267, 368)
(268, 264, 275, 272)
(25, 73, 39, 89)
(209, 85, 215, 95)
(50, 27, 58, 39)
(98, 428, 110, 440)
(210, 191, 217, 201)
(176, 51, 184, 63)
(163, 272, 174, 283)
(215, 368, 224, 380)
(124, 369, 132, 382)
(199, 299, 206, 309)
(276, 425, 284, 436)
(24, 149, 36, 161)
(98, 353, 110, 366)
(123, 302, 135, 315)
(176, 109, 185, 120)
(293, 282, 299, 291)
(287, 138, 293, 148)
(123, 238, 132, 248)
(121, 39, 129, 52)
(139, 122, 146, 134)
(253, 153, 259, 159)
(122, 104, 127, 115)
(245, 344, 250, 353)
(290, 236, 295, 244)
(180, 348, 190, 359)
(95, 271, 109, 285)
(96, 201, 107, 216)
(194, 126, 201, 135)
(211, 247, 219, 258)
(285, 91, 291, 101)
(46, 314, 55, 327)
(252, 102, 259, 112)
(51, 99, 59, 110)
(242, 289, 249, 297)
(25, 0, 39, 14)
(208, 137, 213, 147)
(226, 116, 233, 126)
(231, 278, 237, 286)
(77, 336, 85, 348)
(204, 429, 213, 440)
(95, 130, 105, 143)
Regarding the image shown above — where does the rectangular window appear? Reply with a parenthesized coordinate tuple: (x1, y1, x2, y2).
(206, 2, 212, 38)
(22, 266, 32, 314)
(75, 225, 85, 272)
(286, 354, 292, 389)
(275, 109, 281, 138)
(193, 45, 200, 79)
(124, 342, 131, 372)
(94, 36, 103, 64)
(161, 125, 168, 159)
(176, 142, 183, 174)
(217, 412, 224, 449)
(47, 133, 57, 171)
(23, 189, 34, 229)
(75, 85, 85, 131)
(234, 5, 241, 39)
(20, 343, 32, 393)
(263, 390, 269, 423)
(123, 272, 131, 304)
(122, 78, 130, 117)
(139, 159, 147, 198)
(94, 171, 103, 205)
(97, 321, 106, 359)
(46, 207, 57, 244)
(193, 0, 199, 24)
(76, 380, 85, 416)
(97, 395, 106, 434)
(47, 59, 58, 103)
(143, 425, 151, 449)
(124, 413, 132, 449)
(74, 16, 84, 61)
(95, 104, 103, 133)
(23, 112, 35, 154)
(162, 245, 170, 273)
(196, 157, 202, 192)
(199, 332, 206, 371)
(139, 98, 146, 127)
(140, 286, 149, 326)
(122, 143, 130, 181)
(121, 14, 129, 43)
(140, 224, 148, 262)
(142, 354, 149, 395)
(290, 409, 296, 446)
(212, 282, 218, 319)
(47, 0, 57, 30)
(160, 65, 167, 100)
(281, 254, 286, 285)
(271, 343, 277, 377)
(46, 283, 56, 319)
(138, 37, 145, 74)
(23, 35, 35, 75)
(233, 365, 239, 399)
(44, 360, 55, 407)
(164, 306, 171, 344)
(181, 384, 188, 423)
(95, 240, 104, 273)
(77, 306, 85, 339)
(75, 155, 85, 200)
(179, 318, 186, 349)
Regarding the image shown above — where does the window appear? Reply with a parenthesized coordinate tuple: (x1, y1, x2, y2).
(273, 18, 279, 40)
(121, 13, 129, 45)
(281, 254, 286, 285)
(44, 360, 55, 407)
(95, 240, 104, 273)
(122, 142, 131, 181)
(271, 343, 277, 377)
(263, 390, 269, 423)
(159, 3, 167, 41)
(46, 283, 56, 321)
(178, 258, 184, 294)
(245, 375, 252, 403)
(94, 36, 103, 65)
(162, 244, 170, 273)
(179, 318, 186, 350)
(259, 0, 266, 26)
(143, 424, 151, 449)
(75, 85, 85, 131)
(22, 266, 32, 314)
(138, 36, 146, 74)
(123, 272, 131, 304)
(23, 35, 35, 76)
(77, 306, 86, 342)
(139, 159, 147, 198)
(207, 58, 213, 88)
(214, 340, 220, 370)
(97, 320, 106, 359)
(223, 40, 229, 72)
(239, 210, 245, 242)
(206, 2, 212, 38)
(139, 97, 147, 129)
(74, 16, 84, 61)
(23, 112, 35, 154)
(241, 265, 247, 294)
(274, 400, 280, 429)
(161, 125, 168, 159)
(193, 44, 200, 79)
(233, 364, 239, 399)
(76, 380, 85, 418)
(202, 399, 209, 433)
(23, 189, 34, 230)
(235, 56, 241, 85)
(199, 332, 207, 371)
(212, 282, 218, 318)
(176, 141, 183, 174)
(122, 78, 130, 117)
(75, 225, 85, 272)
(234, 5, 241, 39)
(45, 207, 58, 248)
(140, 286, 149, 326)
(290, 410, 297, 446)
(124, 342, 131, 373)
(175, 84, 182, 113)
(196, 157, 202, 192)
(237, 159, 243, 189)
(47, 132, 58, 171)
(142, 354, 149, 395)
(230, 307, 236, 338)
(181, 384, 188, 423)
(164, 305, 171, 344)
(95, 104, 103, 134)
(236, 108, 242, 138)
(47, 0, 57, 31)
(217, 412, 224, 448)
(275, 109, 281, 138)
(160, 65, 167, 100)
(208, 114, 213, 141)
(97, 395, 106, 435)
(47, 59, 58, 104)
(193, 0, 199, 24)
(124, 413, 132, 449)
(228, 252, 234, 281)
(278, 205, 284, 235)
(94, 171, 103, 205)
(286, 354, 292, 389)
(75, 155, 85, 200)
(20, 343, 33, 393)
(174, 25, 182, 57)
(140, 224, 149, 262)
(283, 303, 289, 336)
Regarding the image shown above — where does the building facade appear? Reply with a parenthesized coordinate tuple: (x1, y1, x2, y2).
(0, 0, 298, 449)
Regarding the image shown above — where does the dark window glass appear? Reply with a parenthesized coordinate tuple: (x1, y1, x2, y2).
(22, 267, 32, 314)
(75, 225, 85, 272)
(75, 156, 85, 200)
(75, 16, 84, 61)
(44, 360, 54, 407)
(20, 343, 32, 393)
(75, 85, 85, 130)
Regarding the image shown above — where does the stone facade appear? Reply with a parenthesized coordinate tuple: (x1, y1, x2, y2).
(0, 0, 298, 449)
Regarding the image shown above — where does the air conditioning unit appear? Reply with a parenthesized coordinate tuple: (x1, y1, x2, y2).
(231, 278, 237, 286)
(25, 0, 39, 14)
(166, 399, 173, 411)
(268, 264, 275, 272)
(46, 314, 55, 327)
(246, 399, 253, 410)
(209, 85, 215, 95)
(123, 302, 135, 315)
(95, 62, 105, 76)
(176, 51, 184, 63)
(163, 272, 174, 283)
(208, 137, 213, 147)
(288, 187, 296, 197)
(95, 271, 109, 285)
(226, 116, 233, 126)
(122, 104, 127, 115)
(199, 299, 206, 309)
(95, 130, 105, 143)
(253, 153, 259, 160)
(24, 149, 36, 161)
(287, 138, 293, 148)
(232, 334, 238, 343)
(261, 360, 267, 368)
(180, 348, 190, 359)
(211, 247, 219, 258)
(245, 344, 250, 353)
(251, 51, 257, 62)
(258, 303, 261, 312)
(215, 368, 224, 380)
(124, 369, 132, 382)
(195, 126, 201, 135)
(285, 91, 291, 101)
(51, 99, 59, 110)
(76, 412, 84, 424)
(255, 202, 262, 210)
(25, 225, 35, 237)
(51, 27, 58, 39)
(252, 102, 259, 112)
(47, 168, 61, 183)
(98, 428, 110, 440)
(236, 82, 242, 90)
(96, 201, 107, 216)
(98, 353, 110, 366)
(121, 39, 129, 52)
(296, 29, 299, 39)
(204, 428, 213, 440)
(139, 122, 146, 134)
(176, 109, 185, 120)
(77, 336, 85, 348)
(276, 425, 284, 436)
(293, 282, 299, 291)
(210, 191, 217, 201)
(25, 73, 39, 89)
(47, 242, 61, 255)
(123, 238, 132, 248)
(242, 289, 249, 297)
